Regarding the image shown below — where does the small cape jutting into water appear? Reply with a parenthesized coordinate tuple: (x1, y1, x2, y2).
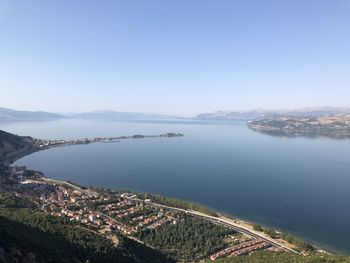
(0, 129, 183, 165)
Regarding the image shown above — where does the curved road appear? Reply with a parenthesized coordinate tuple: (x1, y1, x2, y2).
(132, 198, 299, 254)
(36, 178, 299, 254)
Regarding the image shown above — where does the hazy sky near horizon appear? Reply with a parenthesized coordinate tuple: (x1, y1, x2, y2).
(1, 0, 349, 116)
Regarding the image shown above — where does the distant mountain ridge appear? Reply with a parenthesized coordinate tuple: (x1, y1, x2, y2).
(195, 107, 350, 121)
(70, 110, 178, 120)
(0, 107, 64, 121)
(2, 106, 350, 122)
(0, 107, 179, 121)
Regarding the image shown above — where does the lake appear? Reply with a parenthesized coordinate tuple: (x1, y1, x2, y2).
(1, 118, 350, 254)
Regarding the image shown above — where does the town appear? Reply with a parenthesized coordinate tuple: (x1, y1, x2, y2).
(0, 165, 291, 261)
(26, 133, 184, 150)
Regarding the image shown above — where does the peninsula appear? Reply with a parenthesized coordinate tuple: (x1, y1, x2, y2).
(0, 129, 183, 165)
(247, 115, 350, 139)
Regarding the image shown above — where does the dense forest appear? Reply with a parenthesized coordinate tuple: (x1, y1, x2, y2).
(137, 215, 234, 261)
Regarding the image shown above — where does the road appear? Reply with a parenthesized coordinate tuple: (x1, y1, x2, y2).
(41, 177, 93, 194)
(35, 177, 299, 254)
(132, 198, 299, 254)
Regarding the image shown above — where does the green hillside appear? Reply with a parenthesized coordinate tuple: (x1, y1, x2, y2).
(0, 193, 171, 263)
(0, 129, 33, 163)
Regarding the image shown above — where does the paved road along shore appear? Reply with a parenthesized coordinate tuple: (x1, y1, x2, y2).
(131, 198, 300, 254)
(36, 177, 299, 255)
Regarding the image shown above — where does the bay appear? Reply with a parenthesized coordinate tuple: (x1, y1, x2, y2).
(1, 119, 350, 254)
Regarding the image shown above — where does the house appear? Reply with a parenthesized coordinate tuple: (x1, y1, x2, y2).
(89, 214, 96, 222)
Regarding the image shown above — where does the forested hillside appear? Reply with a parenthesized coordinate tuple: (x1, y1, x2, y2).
(0, 130, 33, 163)
(0, 193, 171, 263)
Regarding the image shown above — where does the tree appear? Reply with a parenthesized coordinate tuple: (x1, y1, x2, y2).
(253, 224, 263, 231)
(264, 229, 277, 239)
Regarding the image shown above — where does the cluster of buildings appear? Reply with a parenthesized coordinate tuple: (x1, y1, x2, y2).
(209, 239, 272, 260)
(231, 241, 271, 256)
(42, 186, 115, 228)
(1, 165, 282, 261)
(28, 133, 183, 150)
(2, 169, 177, 238)
(43, 185, 177, 235)
(1, 180, 55, 200)
(30, 137, 116, 149)
(95, 198, 176, 234)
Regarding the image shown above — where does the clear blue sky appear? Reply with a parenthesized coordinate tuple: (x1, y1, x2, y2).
(0, 0, 349, 116)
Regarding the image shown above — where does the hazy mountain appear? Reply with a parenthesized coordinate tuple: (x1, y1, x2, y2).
(3, 106, 350, 122)
(0, 108, 179, 121)
(195, 110, 277, 121)
(195, 107, 350, 121)
(279, 107, 350, 116)
(0, 107, 64, 121)
(70, 110, 178, 120)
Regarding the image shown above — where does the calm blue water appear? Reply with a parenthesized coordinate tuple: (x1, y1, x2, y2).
(1, 119, 350, 254)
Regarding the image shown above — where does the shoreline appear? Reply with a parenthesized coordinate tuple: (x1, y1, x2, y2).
(1, 132, 335, 257)
(35, 174, 331, 256)
(136, 191, 333, 255)
(215, 213, 331, 255)
(1, 132, 183, 166)
(248, 125, 350, 137)
(24, 175, 300, 254)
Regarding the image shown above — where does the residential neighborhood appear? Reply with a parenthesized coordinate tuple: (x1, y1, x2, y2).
(0, 166, 290, 261)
